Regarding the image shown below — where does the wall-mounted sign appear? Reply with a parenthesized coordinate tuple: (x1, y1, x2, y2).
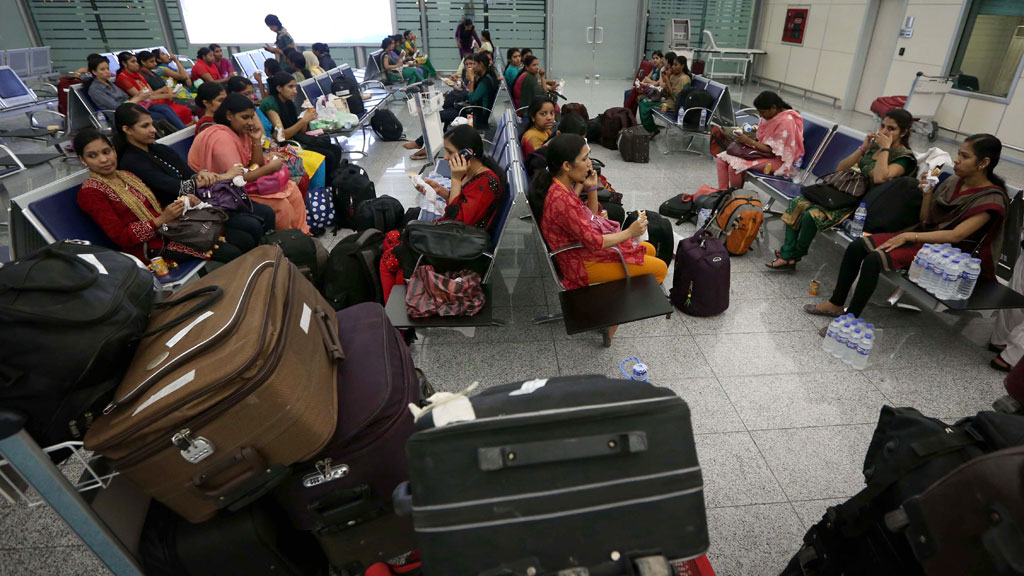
(782, 8, 808, 45)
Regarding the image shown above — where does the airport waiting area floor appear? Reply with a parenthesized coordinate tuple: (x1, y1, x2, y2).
(0, 77, 1022, 575)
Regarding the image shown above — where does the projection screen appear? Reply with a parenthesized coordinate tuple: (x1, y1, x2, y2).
(178, 0, 396, 46)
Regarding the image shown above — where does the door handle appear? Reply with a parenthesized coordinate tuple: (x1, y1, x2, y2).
(596, 26, 605, 44)
(586, 26, 594, 44)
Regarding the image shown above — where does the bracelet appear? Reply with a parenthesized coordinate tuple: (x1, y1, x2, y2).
(586, 186, 599, 192)
(858, 146, 867, 153)
(878, 147, 891, 153)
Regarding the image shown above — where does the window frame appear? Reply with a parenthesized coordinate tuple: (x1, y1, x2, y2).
(946, 0, 1024, 104)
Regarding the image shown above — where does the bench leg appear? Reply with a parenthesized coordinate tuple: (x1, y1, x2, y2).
(886, 287, 904, 306)
(680, 135, 703, 157)
(532, 311, 564, 325)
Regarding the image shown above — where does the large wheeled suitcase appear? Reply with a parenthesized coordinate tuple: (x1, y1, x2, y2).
(403, 375, 708, 575)
(886, 445, 1024, 576)
(617, 125, 651, 163)
(85, 245, 344, 523)
(275, 302, 420, 534)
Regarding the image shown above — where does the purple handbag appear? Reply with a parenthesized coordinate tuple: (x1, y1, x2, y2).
(725, 141, 774, 161)
(196, 181, 253, 213)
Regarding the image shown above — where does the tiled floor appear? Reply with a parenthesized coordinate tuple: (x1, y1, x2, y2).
(0, 77, 1020, 575)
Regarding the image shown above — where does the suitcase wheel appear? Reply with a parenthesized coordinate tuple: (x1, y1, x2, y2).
(884, 507, 910, 532)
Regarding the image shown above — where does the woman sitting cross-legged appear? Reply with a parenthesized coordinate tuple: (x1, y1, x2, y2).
(115, 103, 275, 258)
(530, 134, 666, 347)
(75, 127, 239, 264)
(188, 93, 309, 234)
(715, 91, 804, 189)
(521, 96, 556, 155)
(260, 72, 341, 178)
(805, 134, 1008, 324)
(380, 125, 505, 302)
(768, 108, 917, 270)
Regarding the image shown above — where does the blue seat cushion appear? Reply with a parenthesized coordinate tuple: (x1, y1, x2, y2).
(29, 186, 118, 249)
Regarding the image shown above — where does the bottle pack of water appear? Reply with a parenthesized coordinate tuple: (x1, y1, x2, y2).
(908, 243, 981, 301)
(822, 314, 875, 370)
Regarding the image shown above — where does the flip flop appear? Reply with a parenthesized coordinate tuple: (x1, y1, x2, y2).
(803, 303, 842, 318)
(410, 149, 428, 160)
(765, 260, 796, 270)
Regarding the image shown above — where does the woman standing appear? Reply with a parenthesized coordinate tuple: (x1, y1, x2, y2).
(456, 19, 480, 59)
(529, 134, 665, 346)
(84, 54, 184, 130)
(769, 109, 916, 269)
(715, 91, 804, 188)
(188, 94, 309, 233)
(115, 103, 274, 256)
(806, 134, 1007, 322)
(264, 14, 297, 70)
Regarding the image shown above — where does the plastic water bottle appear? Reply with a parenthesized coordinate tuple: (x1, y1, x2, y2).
(928, 254, 950, 295)
(833, 321, 852, 359)
(699, 109, 708, 129)
(677, 111, 686, 128)
(852, 332, 873, 370)
(823, 317, 842, 353)
(939, 258, 963, 300)
(848, 203, 867, 238)
(908, 244, 930, 283)
(695, 208, 712, 229)
(844, 328, 863, 365)
(792, 154, 805, 184)
(923, 247, 943, 290)
(956, 258, 982, 300)
(620, 357, 649, 382)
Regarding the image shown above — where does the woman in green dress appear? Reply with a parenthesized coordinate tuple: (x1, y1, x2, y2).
(767, 109, 917, 270)
(382, 37, 425, 85)
(402, 30, 438, 79)
(637, 53, 690, 135)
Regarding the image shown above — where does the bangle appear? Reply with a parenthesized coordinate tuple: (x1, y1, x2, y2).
(586, 186, 599, 192)
(858, 146, 867, 153)
(878, 148, 891, 153)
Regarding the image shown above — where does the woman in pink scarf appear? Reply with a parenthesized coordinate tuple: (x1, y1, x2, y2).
(715, 91, 804, 189)
(188, 93, 309, 234)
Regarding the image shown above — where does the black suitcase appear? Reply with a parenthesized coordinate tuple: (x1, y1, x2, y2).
(275, 303, 420, 534)
(140, 500, 328, 576)
(263, 228, 328, 282)
(624, 210, 674, 265)
(617, 125, 651, 163)
(403, 375, 708, 576)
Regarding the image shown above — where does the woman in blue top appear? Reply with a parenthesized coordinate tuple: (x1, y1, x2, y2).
(504, 48, 522, 88)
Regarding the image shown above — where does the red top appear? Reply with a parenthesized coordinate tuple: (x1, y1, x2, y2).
(443, 170, 502, 229)
(77, 174, 206, 262)
(190, 59, 222, 82)
(116, 70, 175, 107)
(540, 178, 645, 289)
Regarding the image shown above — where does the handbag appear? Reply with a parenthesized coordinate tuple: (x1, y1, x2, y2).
(800, 169, 871, 211)
(155, 206, 228, 254)
(405, 264, 485, 318)
(196, 181, 253, 213)
(725, 140, 774, 161)
(403, 220, 491, 262)
(244, 165, 291, 196)
(820, 169, 870, 198)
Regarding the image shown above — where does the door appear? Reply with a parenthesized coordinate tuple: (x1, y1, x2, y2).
(549, 0, 640, 80)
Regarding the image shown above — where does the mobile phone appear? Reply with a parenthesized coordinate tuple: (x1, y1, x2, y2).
(458, 148, 473, 160)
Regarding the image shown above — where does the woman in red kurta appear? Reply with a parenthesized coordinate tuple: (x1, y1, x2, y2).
(114, 52, 193, 127)
(74, 129, 209, 264)
(529, 134, 667, 346)
(380, 124, 505, 302)
(806, 133, 1009, 323)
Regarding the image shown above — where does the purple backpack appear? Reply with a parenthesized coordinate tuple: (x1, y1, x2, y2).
(196, 181, 253, 213)
(669, 230, 730, 316)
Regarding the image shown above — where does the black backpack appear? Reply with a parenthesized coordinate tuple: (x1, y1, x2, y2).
(331, 159, 376, 229)
(353, 195, 404, 233)
(670, 230, 730, 317)
(675, 86, 714, 127)
(370, 109, 403, 141)
(319, 229, 385, 311)
(262, 229, 329, 283)
(0, 242, 156, 445)
(329, 75, 365, 116)
(623, 210, 673, 265)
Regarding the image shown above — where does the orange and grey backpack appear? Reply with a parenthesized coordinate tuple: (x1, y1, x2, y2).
(708, 189, 764, 255)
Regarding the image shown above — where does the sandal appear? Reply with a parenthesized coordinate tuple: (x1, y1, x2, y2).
(803, 303, 843, 318)
(410, 148, 428, 160)
(991, 356, 1012, 373)
(765, 259, 797, 270)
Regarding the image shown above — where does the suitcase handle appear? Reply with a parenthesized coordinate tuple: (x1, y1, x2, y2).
(192, 446, 277, 501)
(314, 306, 345, 361)
(477, 431, 648, 471)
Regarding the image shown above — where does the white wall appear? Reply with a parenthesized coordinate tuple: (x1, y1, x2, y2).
(886, 0, 1024, 162)
(0, 0, 33, 50)
(753, 0, 871, 106)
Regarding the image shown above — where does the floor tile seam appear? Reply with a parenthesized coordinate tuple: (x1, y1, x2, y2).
(0, 544, 85, 551)
(704, 499, 793, 511)
(745, 422, 877, 434)
(686, 327, 830, 336)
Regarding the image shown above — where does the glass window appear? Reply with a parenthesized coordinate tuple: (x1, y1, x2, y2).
(950, 0, 1024, 98)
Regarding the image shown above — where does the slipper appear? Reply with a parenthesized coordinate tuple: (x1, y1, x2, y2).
(818, 325, 829, 338)
(991, 356, 1012, 372)
(988, 343, 1007, 353)
(600, 327, 613, 348)
(765, 260, 796, 270)
(803, 303, 842, 318)
(410, 149, 428, 160)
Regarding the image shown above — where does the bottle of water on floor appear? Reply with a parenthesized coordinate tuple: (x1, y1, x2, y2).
(620, 357, 649, 382)
(823, 316, 843, 353)
(957, 258, 982, 300)
(844, 328, 863, 365)
(908, 244, 930, 283)
(939, 258, 963, 300)
(833, 320, 852, 359)
(852, 332, 873, 370)
(848, 203, 867, 238)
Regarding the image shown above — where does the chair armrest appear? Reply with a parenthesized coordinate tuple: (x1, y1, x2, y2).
(736, 107, 757, 116)
(0, 145, 26, 171)
(458, 105, 493, 116)
(550, 242, 584, 257)
(36, 83, 59, 97)
(359, 80, 387, 91)
(608, 245, 631, 278)
(26, 109, 66, 129)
